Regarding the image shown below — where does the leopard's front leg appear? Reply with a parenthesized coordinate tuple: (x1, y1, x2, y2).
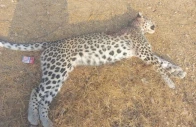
(141, 54, 176, 88)
(154, 55, 186, 79)
(135, 44, 182, 88)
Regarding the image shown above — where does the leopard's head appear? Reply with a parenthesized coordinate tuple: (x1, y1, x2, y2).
(131, 12, 155, 34)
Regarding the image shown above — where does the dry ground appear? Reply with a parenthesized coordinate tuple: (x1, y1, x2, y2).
(0, 0, 196, 127)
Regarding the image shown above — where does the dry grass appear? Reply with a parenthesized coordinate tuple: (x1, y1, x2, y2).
(0, 0, 196, 127)
(51, 58, 195, 127)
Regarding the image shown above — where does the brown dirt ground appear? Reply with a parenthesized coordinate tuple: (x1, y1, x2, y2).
(0, 0, 196, 127)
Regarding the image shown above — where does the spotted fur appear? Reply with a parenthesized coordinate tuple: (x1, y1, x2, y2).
(0, 12, 186, 127)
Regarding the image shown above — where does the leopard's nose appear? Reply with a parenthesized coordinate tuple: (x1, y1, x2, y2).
(151, 25, 155, 30)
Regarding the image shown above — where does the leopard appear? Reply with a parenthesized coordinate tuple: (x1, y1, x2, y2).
(0, 12, 186, 127)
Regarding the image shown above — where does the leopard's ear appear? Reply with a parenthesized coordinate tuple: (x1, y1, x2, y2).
(137, 12, 143, 18)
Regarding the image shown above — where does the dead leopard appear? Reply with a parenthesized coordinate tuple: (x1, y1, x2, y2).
(0, 12, 186, 127)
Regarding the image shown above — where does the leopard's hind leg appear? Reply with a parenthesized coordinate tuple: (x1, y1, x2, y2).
(28, 64, 73, 127)
(28, 76, 53, 126)
(38, 69, 71, 127)
(28, 77, 68, 127)
(28, 47, 74, 127)
(28, 76, 63, 127)
(28, 86, 42, 126)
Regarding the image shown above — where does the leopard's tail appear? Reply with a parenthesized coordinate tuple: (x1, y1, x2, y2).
(0, 40, 49, 51)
